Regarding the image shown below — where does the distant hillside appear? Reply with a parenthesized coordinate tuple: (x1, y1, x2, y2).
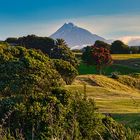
(50, 22, 107, 49)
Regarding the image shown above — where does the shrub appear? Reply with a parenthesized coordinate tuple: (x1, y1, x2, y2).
(0, 45, 64, 96)
(5, 35, 79, 68)
(53, 59, 78, 84)
(110, 72, 120, 79)
(82, 45, 113, 74)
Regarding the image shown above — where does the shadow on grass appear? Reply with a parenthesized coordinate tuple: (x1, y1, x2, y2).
(111, 113, 140, 130)
(78, 62, 140, 75)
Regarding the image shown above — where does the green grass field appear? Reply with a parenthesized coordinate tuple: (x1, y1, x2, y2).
(112, 113, 140, 130)
(66, 74, 140, 112)
(65, 83, 140, 130)
(78, 54, 140, 75)
(78, 63, 140, 75)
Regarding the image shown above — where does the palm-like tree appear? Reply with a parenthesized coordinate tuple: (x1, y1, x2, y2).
(56, 38, 67, 47)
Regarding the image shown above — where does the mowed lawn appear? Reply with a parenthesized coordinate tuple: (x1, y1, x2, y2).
(65, 85, 140, 113)
(65, 83, 140, 130)
(112, 54, 140, 60)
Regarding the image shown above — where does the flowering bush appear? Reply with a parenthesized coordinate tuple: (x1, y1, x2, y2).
(82, 45, 113, 74)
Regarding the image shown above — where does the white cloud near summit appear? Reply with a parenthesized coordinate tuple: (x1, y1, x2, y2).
(120, 36, 140, 46)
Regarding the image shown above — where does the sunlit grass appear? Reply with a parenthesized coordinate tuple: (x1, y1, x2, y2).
(65, 74, 140, 113)
(112, 54, 140, 60)
(75, 53, 140, 60)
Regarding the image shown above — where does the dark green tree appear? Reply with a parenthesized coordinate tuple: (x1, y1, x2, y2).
(56, 38, 67, 47)
(53, 59, 78, 84)
(111, 40, 129, 54)
(94, 40, 111, 49)
(130, 46, 139, 54)
(82, 46, 93, 65)
(0, 45, 64, 96)
(5, 35, 79, 68)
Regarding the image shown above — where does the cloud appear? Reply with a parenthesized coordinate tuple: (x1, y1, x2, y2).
(70, 14, 140, 39)
(119, 36, 140, 46)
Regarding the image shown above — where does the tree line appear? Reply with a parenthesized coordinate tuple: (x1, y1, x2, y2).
(5, 36, 140, 55)
(5, 35, 79, 68)
(72, 40, 140, 54)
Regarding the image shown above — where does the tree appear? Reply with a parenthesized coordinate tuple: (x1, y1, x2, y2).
(0, 45, 64, 96)
(94, 40, 111, 50)
(82, 46, 93, 65)
(5, 37, 18, 45)
(5, 35, 79, 68)
(53, 59, 78, 84)
(56, 38, 67, 47)
(0, 88, 103, 140)
(130, 46, 139, 54)
(111, 40, 129, 54)
(82, 45, 113, 74)
(0, 92, 67, 139)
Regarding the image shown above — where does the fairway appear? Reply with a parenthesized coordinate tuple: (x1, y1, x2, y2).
(65, 73, 140, 129)
(65, 85, 140, 113)
(65, 74, 140, 113)
(75, 53, 140, 60)
(112, 54, 140, 60)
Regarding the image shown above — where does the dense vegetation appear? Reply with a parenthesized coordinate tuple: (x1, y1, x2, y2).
(1, 43, 140, 139)
(5, 35, 79, 68)
(0, 45, 65, 96)
(53, 59, 78, 84)
(80, 40, 140, 54)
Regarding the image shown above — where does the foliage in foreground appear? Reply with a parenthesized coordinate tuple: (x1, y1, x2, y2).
(5, 35, 79, 68)
(53, 59, 78, 84)
(1, 88, 140, 140)
(0, 45, 78, 97)
(0, 45, 64, 96)
(0, 89, 100, 139)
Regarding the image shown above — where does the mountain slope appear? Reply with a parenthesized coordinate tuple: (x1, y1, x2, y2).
(50, 22, 106, 49)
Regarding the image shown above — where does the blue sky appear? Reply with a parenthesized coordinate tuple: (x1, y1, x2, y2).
(1, 0, 140, 43)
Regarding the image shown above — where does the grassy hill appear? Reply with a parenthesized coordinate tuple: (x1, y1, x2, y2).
(65, 74, 140, 113)
(68, 54, 140, 130)
(65, 73, 140, 129)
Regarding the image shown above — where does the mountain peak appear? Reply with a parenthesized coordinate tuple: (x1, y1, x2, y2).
(50, 23, 106, 49)
(63, 22, 75, 28)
